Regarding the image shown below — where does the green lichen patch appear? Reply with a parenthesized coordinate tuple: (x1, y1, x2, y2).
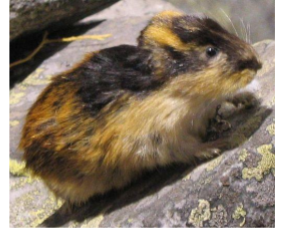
(242, 144, 275, 181)
(188, 199, 211, 227)
(232, 203, 246, 227)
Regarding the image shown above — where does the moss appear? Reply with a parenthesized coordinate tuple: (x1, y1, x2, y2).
(232, 203, 246, 227)
(188, 199, 211, 227)
(242, 144, 275, 181)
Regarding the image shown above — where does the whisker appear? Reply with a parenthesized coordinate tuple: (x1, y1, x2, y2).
(248, 23, 251, 44)
(247, 23, 249, 43)
(239, 17, 248, 42)
(219, 8, 238, 37)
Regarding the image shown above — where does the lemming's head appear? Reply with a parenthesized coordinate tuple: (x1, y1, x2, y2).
(138, 11, 262, 98)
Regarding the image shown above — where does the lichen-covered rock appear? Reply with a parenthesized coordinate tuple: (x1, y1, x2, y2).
(10, 0, 120, 40)
(9, 2, 275, 227)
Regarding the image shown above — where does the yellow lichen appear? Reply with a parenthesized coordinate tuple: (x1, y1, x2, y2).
(268, 96, 275, 107)
(10, 187, 61, 227)
(10, 176, 36, 191)
(182, 174, 191, 181)
(69, 221, 80, 228)
(239, 149, 248, 162)
(29, 209, 46, 227)
(10, 92, 25, 105)
(30, 194, 62, 227)
(21, 68, 50, 86)
(9, 159, 29, 177)
(188, 199, 211, 227)
(206, 155, 223, 172)
(242, 144, 275, 181)
(80, 215, 104, 228)
(232, 203, 246, 227)
(10, 120, 20, 127)
(266, 123, 275, 136)
(127, 218, 134, 223)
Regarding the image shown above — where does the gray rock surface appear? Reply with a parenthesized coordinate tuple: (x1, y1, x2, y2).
(10, 0, 120, 40)
(10, 1, 275, 227)
(165, 0, 275, 43)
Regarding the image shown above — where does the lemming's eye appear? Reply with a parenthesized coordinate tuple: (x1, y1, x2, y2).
(206, 47, 219, 58)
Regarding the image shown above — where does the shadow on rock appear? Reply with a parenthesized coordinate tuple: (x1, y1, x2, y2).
(40, 96, 272, 227)
(10, 20, 105, 88)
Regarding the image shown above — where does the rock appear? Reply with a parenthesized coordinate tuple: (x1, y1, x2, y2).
(82, 0, 179, 21)
(10, 0, 120, 41)
(9, 2, 275, 227)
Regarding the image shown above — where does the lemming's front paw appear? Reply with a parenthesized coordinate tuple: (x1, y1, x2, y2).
(228, 92, 259, 109)
(206, 112, 232, 141)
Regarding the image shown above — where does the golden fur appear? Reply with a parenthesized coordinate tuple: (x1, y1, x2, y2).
(19, 11, 261, 204)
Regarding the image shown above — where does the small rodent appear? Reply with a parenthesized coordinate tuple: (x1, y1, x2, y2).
(19, 11, 262, 208)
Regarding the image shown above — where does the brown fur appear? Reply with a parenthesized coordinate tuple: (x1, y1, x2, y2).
(19, 11, 262, 205)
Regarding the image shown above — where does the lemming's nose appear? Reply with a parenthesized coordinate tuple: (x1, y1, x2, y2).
(237, 58, 262, 71)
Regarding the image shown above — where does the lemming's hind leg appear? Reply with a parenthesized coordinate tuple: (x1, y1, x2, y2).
(44, 176, 111, 214)
(58, 200, 80, 215)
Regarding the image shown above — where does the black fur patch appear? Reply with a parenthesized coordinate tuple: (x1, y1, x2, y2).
(171, 16, 227, 46)
(58, 45, 168, 115)
(162, 46, 205, 76)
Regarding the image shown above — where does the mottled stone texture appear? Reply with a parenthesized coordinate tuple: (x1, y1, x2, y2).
(10, 0, 119, 40)
(10, 2, 275, 227)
